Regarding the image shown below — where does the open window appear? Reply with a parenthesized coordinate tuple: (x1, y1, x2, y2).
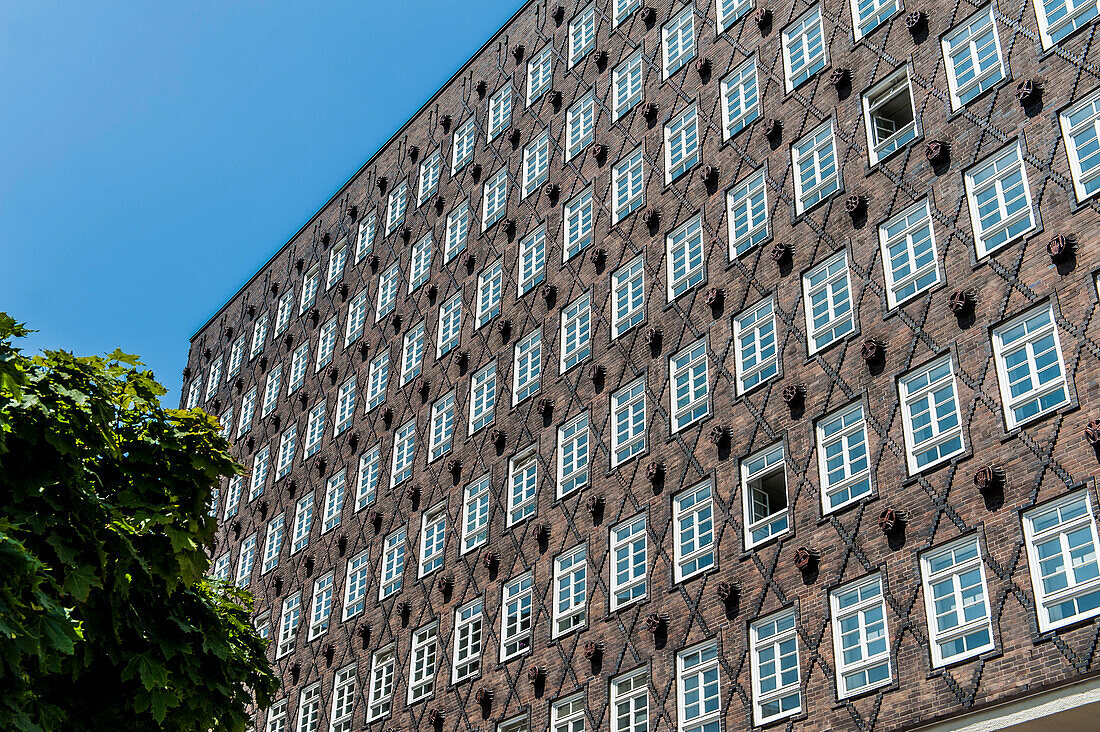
(863, 67, 918, 165)
(742, 443, 789, 549)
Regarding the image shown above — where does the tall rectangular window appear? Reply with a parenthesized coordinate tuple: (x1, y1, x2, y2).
(462, 473, 492, 553)
(276, 594, 300, 658)
(564, 187, 594, 261)
(512, 330, 542, 405)
(920, 536, 995, 666)
(326, 240, 347, 289)
(299, 267, 320, 314)
(237, 387, 256, 438)
(727, 167, 769, 257)
(429, 391, 456, 462)
(782, 6, 827, 91)
(235, 533, 256, 587)
(304, 401, 325, 458)
(296, 683, 321, 732)
(334, 377, 355, 436)
(273, 291, 293, 337)
(409, 233, 433, 292)
(667, 214, 705, 299)
(291, 493, 314, 553)
(476, 259, 503, 328)
(863, 67, 918, 165)
(670, 339, 709, 432)
(227, 335, 246, 377)
(355, 212, 376, 263)
(330, 664, 357, 732)
(721, 56, 760, 139)
(315, 317, 337, 371)
(379, 527, 406, 600)
(488, 85, 512, 141)
(262, 513, 285, 573)
(407, 624, 438, 703)
(287, 343, 309, 394)
(508, 447, 538, 525)
(674, 480, 715, 582)
(445, 202, 470, 261)
(677, 640, 720, 732)
(662, 5, 696, 78)
(419, 502, 447, 576)
(566, 90, 596, 159)
(992, 304, 1069, 428)
(342, 549, 370, 619)
(400, 321, 425, 385)
(831, 574, 892, 698)
(523, 130, 551, 197)
(792, 120, 840, 215)
(613, 49, 644, 120)
(265, 699, 288, 732)
(612, 668, 649, 732)
(553, 544, 587, 637)
(355, 445, 381, 510)
(750, 609, 802, 724)
(307, 572, 334, 640)
(527, 45, 553, 106)
(1035, 0, 1100, 46)
(611, 514, 647, 610)
(452, 599, 484, 682)
(734, 297, 778, 394)
(501, 572, 533, 661)
(1023, 490, 1100, 631)
(418, 150, 441, 205)
(1063, 85, 1100, 204)
(469, 361, 496, 433)
(557, 411, 589, 497)
(482, 167, 509, 231)
(322, 471, 346, 532)
(453, 116, 478, 173)
(851, 0, 899, 39)
(366, 646, 395, 722)
(717, 0, 753, 31)
(612, 256, 645, 338)
(964, 142, 1035, 257)
(803, 249, 853, 354)
(612, 377, 647, 466)
(613, 147, 645, 223)
(560, 293, 591, 371)
(742, 442, 789, 549)
(943, 6, 1005, 109)
(518, 225, 547, 296)
(376, 263, 400, 321)
(569, 4, 596, 66)
(391, 419, 415, 486)
(250, 312, 269, 359)
(385, 181, 407, 235)
(249, 446, 269, 501)
(223, 475, 242, 520)
(552, 694, 586, 732)
(817, 402, 872, 512)
(899, 356, 965, 473)
(345, 289, 368, 345)
(204, 356, 222, 402)
(366, 350, 389, 411)
(879, 199, 939, 308)
(664, 105, 700, 183)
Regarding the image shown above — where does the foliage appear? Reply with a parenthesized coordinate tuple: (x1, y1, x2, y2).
(0, 314, 277, 730)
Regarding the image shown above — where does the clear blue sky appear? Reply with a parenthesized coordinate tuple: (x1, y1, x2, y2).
(1, 0, 521, 405)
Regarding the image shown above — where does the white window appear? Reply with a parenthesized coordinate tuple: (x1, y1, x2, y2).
(469, 361, 496, 433)
(418, 150, 441, 205)
(273, 292, 293, 338)
(223, 475, 242, 520)
(354, 445, 381, 510)
(803, 249, 854, 354)
(566, 91, 595, 160)
(276, 594, 301, 659)
(429, 391, 456, 461)
(227, 335, 246, 377)
(235, 533, 256, 587)
(262, 513, 284, 573)
(291, 493, 314, 553)
(611, 514, 647, 610)
(463, 472, 492, 552)
(674, 480, 715, 582)
(488, 85, 513, 141)
(667, 213, 706, 299)
(419, 502, 447, 576)
(501, 572, 533, 660)
(792, 120, 840, 215)
(742, 442, 789, 549)
(513, 330, 542, 405)
(482, 166, 509, 231)
(330, 664, 358, 732)
(523, 130, 551, 197)
(366, 350, 389, 411)
(379, 527, 406, 600)
(563, 187, 594, 261)
(435, 292, 462, 358)
(992, 304, 1070, 428)
(920, 536, 995, 666)
(1024, 490, 1100, 631)
(476, 259, 503, 327)
(851, 0, 899, 39)
(249, 446, 269, 501)
(612, 377, 647, 466)
(250, 312, 269, 359)
(391, 419, 415, 486)
(342, 549, 370, 619)
(400, 321, 425, 385)
(326, 241, 347, 289)
(218, 407, 233, 440)
(717, 0, 753, 31)
(662, 5, 696, 78)
(345, 289, 368, 345)
(569, 4, 596, 66)
(452, 599, 484, 682)
(613, 147, 645, 223)
(376, 263, 400, 321)
(670, 339, 709, 432)
(863, 67, 918, 165)
(355, 212, 376, 263)
(408, 624, 438, 703)
(899, 356, 965, 473)
(366, 646, 395, 721)
(385, 181, 407, 235)
(265, 699, 288, 732)
(727, 167, 769, 258)
(831, 574, 892, 698)
(783, 6, 827, 91)
(236, 387, 256, 438)
(322, 471, 346, 532)
(615, 0, 643, 25)
(817, 402, 873, 512)
(518, 225, 547, 295)
(287, 343, 309, 394)
(964, 142, 1036, 257)
(750, 608, 802, 724)
(1038, 0, 1100, 45)
(508, 447, 538, 525)
(409, 233, 433, 291)
(308, 571, 334, 640)
(453, 116, 478, 172)
(613, 49, 644, 120)
(560, 293, 591, 371)
(721, 56, 760, 139)
(499, 715, 530, 732)
(334, 378, 355, 436)
(552, 694, 586, 732)
(304, 401, 325, 458)
(204, 355, 223, 401)
(527, 45, 553, 106)
(611, 669, 649, 732)
(300, 267, 320, 314)
(296, 683, 321, 732)
(734, 297, 779, 394)
(612, 256, 645, 338)
(211, 552, 231, 580)
(677, 640, 721, 732)
(664, 105, 700, 183)
(557, 411, 589, 497)
(445, 202, 470, 261)
(553, 544, 587, 637)
(315, 317, 337, 371)
(943, 6, 1005, 109)
(879, 199, 939, 308)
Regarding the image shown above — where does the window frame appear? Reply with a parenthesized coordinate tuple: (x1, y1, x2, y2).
(670, 338, 710, 433)
(676, 639, 721, 732)
(452, 598, 484, 683)
(733, 296, 779, 395)
(610, 513, 648, 610)
(830, 573, 893, 699)
(898, 355, 966, 474)
(919, 535, 996, 666)
(552, 543, 588, 638)
(791, 119, 841, 215)
(782, 5, 828, 92)
(991, 303, 1070, 429)
(802, 248, 855, 355)
(664, 104, 700, 184)
(662, 4, 697, 79)
(1022, 489, 1100, 631)
(673, 479, 716, 583)
(750, 607, 803, 724)
(963, 141, 1036, 259)
(941, 5, 1006, 110)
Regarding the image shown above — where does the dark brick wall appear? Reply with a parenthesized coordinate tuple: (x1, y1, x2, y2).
(184, 0, 1100, 730)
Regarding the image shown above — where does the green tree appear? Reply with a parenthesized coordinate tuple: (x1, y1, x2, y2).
(0, 314, 277, 730)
